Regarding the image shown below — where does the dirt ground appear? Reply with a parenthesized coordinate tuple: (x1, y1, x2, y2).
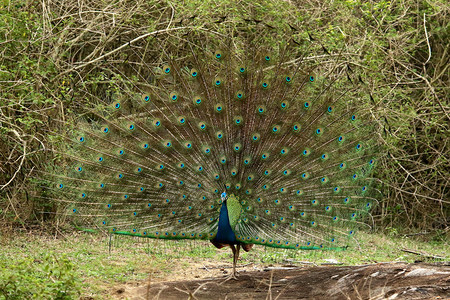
(113, 262, 449, 299)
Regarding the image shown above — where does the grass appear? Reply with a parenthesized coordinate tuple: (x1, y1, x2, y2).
(0, 229, 448, 299)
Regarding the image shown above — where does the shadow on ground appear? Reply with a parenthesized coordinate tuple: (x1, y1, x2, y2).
(113, 262, 448, 299)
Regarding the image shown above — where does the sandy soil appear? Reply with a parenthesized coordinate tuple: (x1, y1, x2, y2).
(111, 262, 449, 299)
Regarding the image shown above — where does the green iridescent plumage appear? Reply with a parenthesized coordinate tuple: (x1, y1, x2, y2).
(41, 30, 379, 254)
(226, 195, 243, 230)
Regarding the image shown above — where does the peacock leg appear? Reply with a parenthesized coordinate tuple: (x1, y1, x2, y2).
(234, 244, 241, 277)
(222, 244, 238, 281)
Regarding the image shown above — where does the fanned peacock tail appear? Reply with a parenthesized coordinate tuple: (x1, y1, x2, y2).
(40, 30, 380, 251)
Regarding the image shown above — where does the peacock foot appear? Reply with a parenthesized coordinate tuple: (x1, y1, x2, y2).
(220, 272, 239, 284)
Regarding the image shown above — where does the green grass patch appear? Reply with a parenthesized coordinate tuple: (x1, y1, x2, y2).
(0, 230, 448, 299)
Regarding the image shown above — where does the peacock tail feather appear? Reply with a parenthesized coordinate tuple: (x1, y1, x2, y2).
(40, 30, 380, 251)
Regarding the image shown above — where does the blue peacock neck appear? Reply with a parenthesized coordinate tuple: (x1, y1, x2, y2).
(214, 200, 237, 244)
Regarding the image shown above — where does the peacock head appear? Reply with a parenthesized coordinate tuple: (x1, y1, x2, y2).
(221, 191, 228, 203)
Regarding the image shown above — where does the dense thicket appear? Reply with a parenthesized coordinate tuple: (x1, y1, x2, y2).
(0, 0, 448, 237)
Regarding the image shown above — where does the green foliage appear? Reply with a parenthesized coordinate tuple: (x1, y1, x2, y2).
(0, 254, 80, 299)
(0, 0, 448, 233)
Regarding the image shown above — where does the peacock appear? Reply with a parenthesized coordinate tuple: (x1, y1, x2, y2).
(41, 29, 379, 279)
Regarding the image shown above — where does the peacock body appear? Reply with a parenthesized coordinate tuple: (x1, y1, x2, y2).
(45, 31, 379, 275)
